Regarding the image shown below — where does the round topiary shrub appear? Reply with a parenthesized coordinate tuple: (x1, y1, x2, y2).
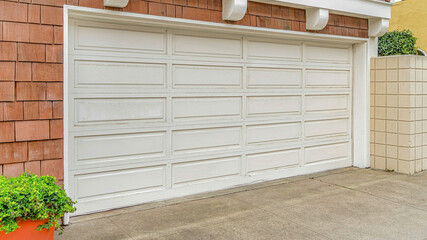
(0, 173, 76, 234)
(378, 29, 418, 56)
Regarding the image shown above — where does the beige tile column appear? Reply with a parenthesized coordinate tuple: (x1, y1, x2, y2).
(371, 55, 427, 174)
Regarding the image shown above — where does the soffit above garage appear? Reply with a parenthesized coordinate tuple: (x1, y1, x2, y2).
(104, 0, 393, 20)
(251, 0, 394, 19)
(247, 0, 393, 36)
(101, 0, 392, 37)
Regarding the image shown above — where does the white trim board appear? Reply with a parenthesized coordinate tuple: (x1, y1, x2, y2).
(63, 6, 70, 225)
(63, 6, 371, 218)
(252, 0, 393, 19)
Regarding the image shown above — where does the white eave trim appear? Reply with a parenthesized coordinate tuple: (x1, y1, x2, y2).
(251, 0, 393, 19)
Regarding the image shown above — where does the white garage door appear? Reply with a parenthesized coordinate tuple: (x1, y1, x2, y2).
(67, 18, 353, 215)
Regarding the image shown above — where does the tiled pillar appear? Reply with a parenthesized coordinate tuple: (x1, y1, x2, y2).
(371, 55, 427, 174)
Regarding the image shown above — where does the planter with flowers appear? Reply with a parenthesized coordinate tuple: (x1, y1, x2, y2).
(0, 173, 76, 240)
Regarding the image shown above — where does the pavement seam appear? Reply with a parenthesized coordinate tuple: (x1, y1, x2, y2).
(228, 190, 333, 240)
(109, 199, 266, 239)
(222, 171, 362, 240)
(312, 177, 427, 213)
(106, 217, 136, 240)
(128, 210, 263, 239)
(259, 207, 333, 240)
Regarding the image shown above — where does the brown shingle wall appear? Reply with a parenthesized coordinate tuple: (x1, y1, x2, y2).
(0, 0, 369, 179)
(120, 0, 369, 37)
(0, 0, 64, 181)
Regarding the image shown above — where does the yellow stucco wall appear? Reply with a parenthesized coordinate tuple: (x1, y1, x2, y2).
(389, 0, 427, 51)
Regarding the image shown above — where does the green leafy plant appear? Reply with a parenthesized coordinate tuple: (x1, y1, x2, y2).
(378, 30, 418, 56)
(0, 173, 76, 235)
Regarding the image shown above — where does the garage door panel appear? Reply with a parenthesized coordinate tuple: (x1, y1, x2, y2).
(247, 68, 302, 88)
(247, 149, 300, 174)
(305, 118, 349, 139)
(172, 156, 240, 186)
(247, 40, 302, 61)
(68, 19, 354, 215)
(173, 97, 241, 121)
(304, 95, 349, 114)
(75, 98, 166, 126)
(247, 122, 301, 145)
(305, 69, 350, 88)
(173, 65, 242, 88)
(305, 142, 350, 164)
(306, 44, 351, 64)
(75, 60, 166, 88)
(74, 131, 166, 167)
(74, 23, 166, 54)
(173, 33, 242, 58)
(172, 126, 242, 154)
(75, 165, 166, 199)
(247, 96, 301, 117)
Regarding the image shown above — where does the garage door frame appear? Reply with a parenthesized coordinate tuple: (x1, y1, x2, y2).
(63, 5, 371, 221)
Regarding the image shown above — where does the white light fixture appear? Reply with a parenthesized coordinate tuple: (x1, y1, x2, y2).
(104, 0, 129, 8)
(306, 8, 329, 31)
(222, 0, 247, 21)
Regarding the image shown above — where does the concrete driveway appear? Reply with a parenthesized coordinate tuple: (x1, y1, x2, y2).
(56, 168, 427, 240)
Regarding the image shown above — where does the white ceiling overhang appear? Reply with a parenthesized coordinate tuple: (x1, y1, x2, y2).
(103, 0, 393, 37)
(223, 0, 394, 36)
(252, 0, 394, 19)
